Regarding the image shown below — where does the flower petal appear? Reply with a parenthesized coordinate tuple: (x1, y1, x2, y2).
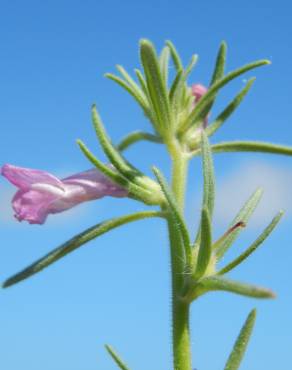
(192, 84, 208, 102)
(63, 168, 128, 198)
(2, 165, 128, 224)
(1, 164, 64, 191)
(12, 189, 57, 224)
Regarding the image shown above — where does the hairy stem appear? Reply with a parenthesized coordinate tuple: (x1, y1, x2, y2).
(168, 147, 192, 370)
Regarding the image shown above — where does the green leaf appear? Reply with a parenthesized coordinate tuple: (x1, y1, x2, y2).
(201, 131, 215, 217)
(159, 46, 170, 85)
(165, 40, 183, 71)
(203, 41, 227, 115)
(3, 211, 164, 288)
(91, 105, 141, 182)
(77, 139, 128, 188)
(105, 72, 151, 118)
(193, 208, 212, 279)
(193, 132, 215, 245)
(77, 139, 155, 203)
(134, 68, 148, 96)
(184, 54, 199, 78)
(169, 70, 184, 102)
(218, 211, 284, 275)
(140, 39, 173, 133)
(105, 345, 131, 370)
(210, 41, 227, 84)
(116, 65, 144, 95)
(224, 309, 256, 370)
(169, 71, 186, 117)
(117, 131, 162, 152)
(211, 221, 246, 253)
(214, 188, 263, 260)
(169, 55, 198, 118)
(211, 141, 292, 156)
(180, 59, 270, 133)
(199, 276, 275, 299)
(207, 78, 255, 137)
(153, 166, 192, 266)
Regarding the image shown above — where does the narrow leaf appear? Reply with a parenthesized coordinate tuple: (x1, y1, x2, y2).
(211, 141, 292, 156)
(117, 131, 162, 152)
(214, 188, 263, 260)
(159, 46, 170, 85)
(202, 131, 215, 217)
(212, 222, 246, 252)
(116, 65, 144, 96)
(165, 40, 183, 71)
(140, 39, 173, 132)
(169, 70, 187, 117)
(153, 166, 192, 266)
(210, 41, 227, 84)
(105, 345, 131, 370)
(224, 309, 256, 370)
(169, 70, 184, 102)
(135, 68, 148, 95)
(200, 276, 275, 299)
(207, 78, 255, 137)
(184, 54, 198, 78)
(169, 56, 198, 117)
(218, 211, 284, 275)
(194, 208, 212, 279)
(91, 105, 142, 182)
(193, 132, 215, 245)
(3, 211, 164, 288)
(77, 139, 153, 202)
(203, 41, 228, 116)
(105, 73, 151, 118)
(77, 139, 128, 188)
(180, 59, 270, 132)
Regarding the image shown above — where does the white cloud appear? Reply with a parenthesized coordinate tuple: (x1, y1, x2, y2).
(214, 160, 292, 228)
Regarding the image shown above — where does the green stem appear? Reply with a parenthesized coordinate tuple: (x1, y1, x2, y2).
(171, 150, 188, 211)
(168, 148, 192, 370)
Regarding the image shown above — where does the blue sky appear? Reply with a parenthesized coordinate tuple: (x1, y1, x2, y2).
(0, 1, 292, 369)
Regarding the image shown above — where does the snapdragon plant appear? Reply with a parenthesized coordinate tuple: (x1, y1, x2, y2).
(2, 39, 292, 370)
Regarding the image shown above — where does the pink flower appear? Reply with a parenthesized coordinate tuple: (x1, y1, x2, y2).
(191, 83, 208, 128)
(192, 84, 208, 103)
(1, 164, 127, 225)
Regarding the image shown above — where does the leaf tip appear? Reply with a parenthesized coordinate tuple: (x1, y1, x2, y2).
(269, 290, 277, 299)
(220, 40, 228, 51)
(2, 280, 9, 289)
(140, 38, 152, 48)
(249, 308, 257, 319)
